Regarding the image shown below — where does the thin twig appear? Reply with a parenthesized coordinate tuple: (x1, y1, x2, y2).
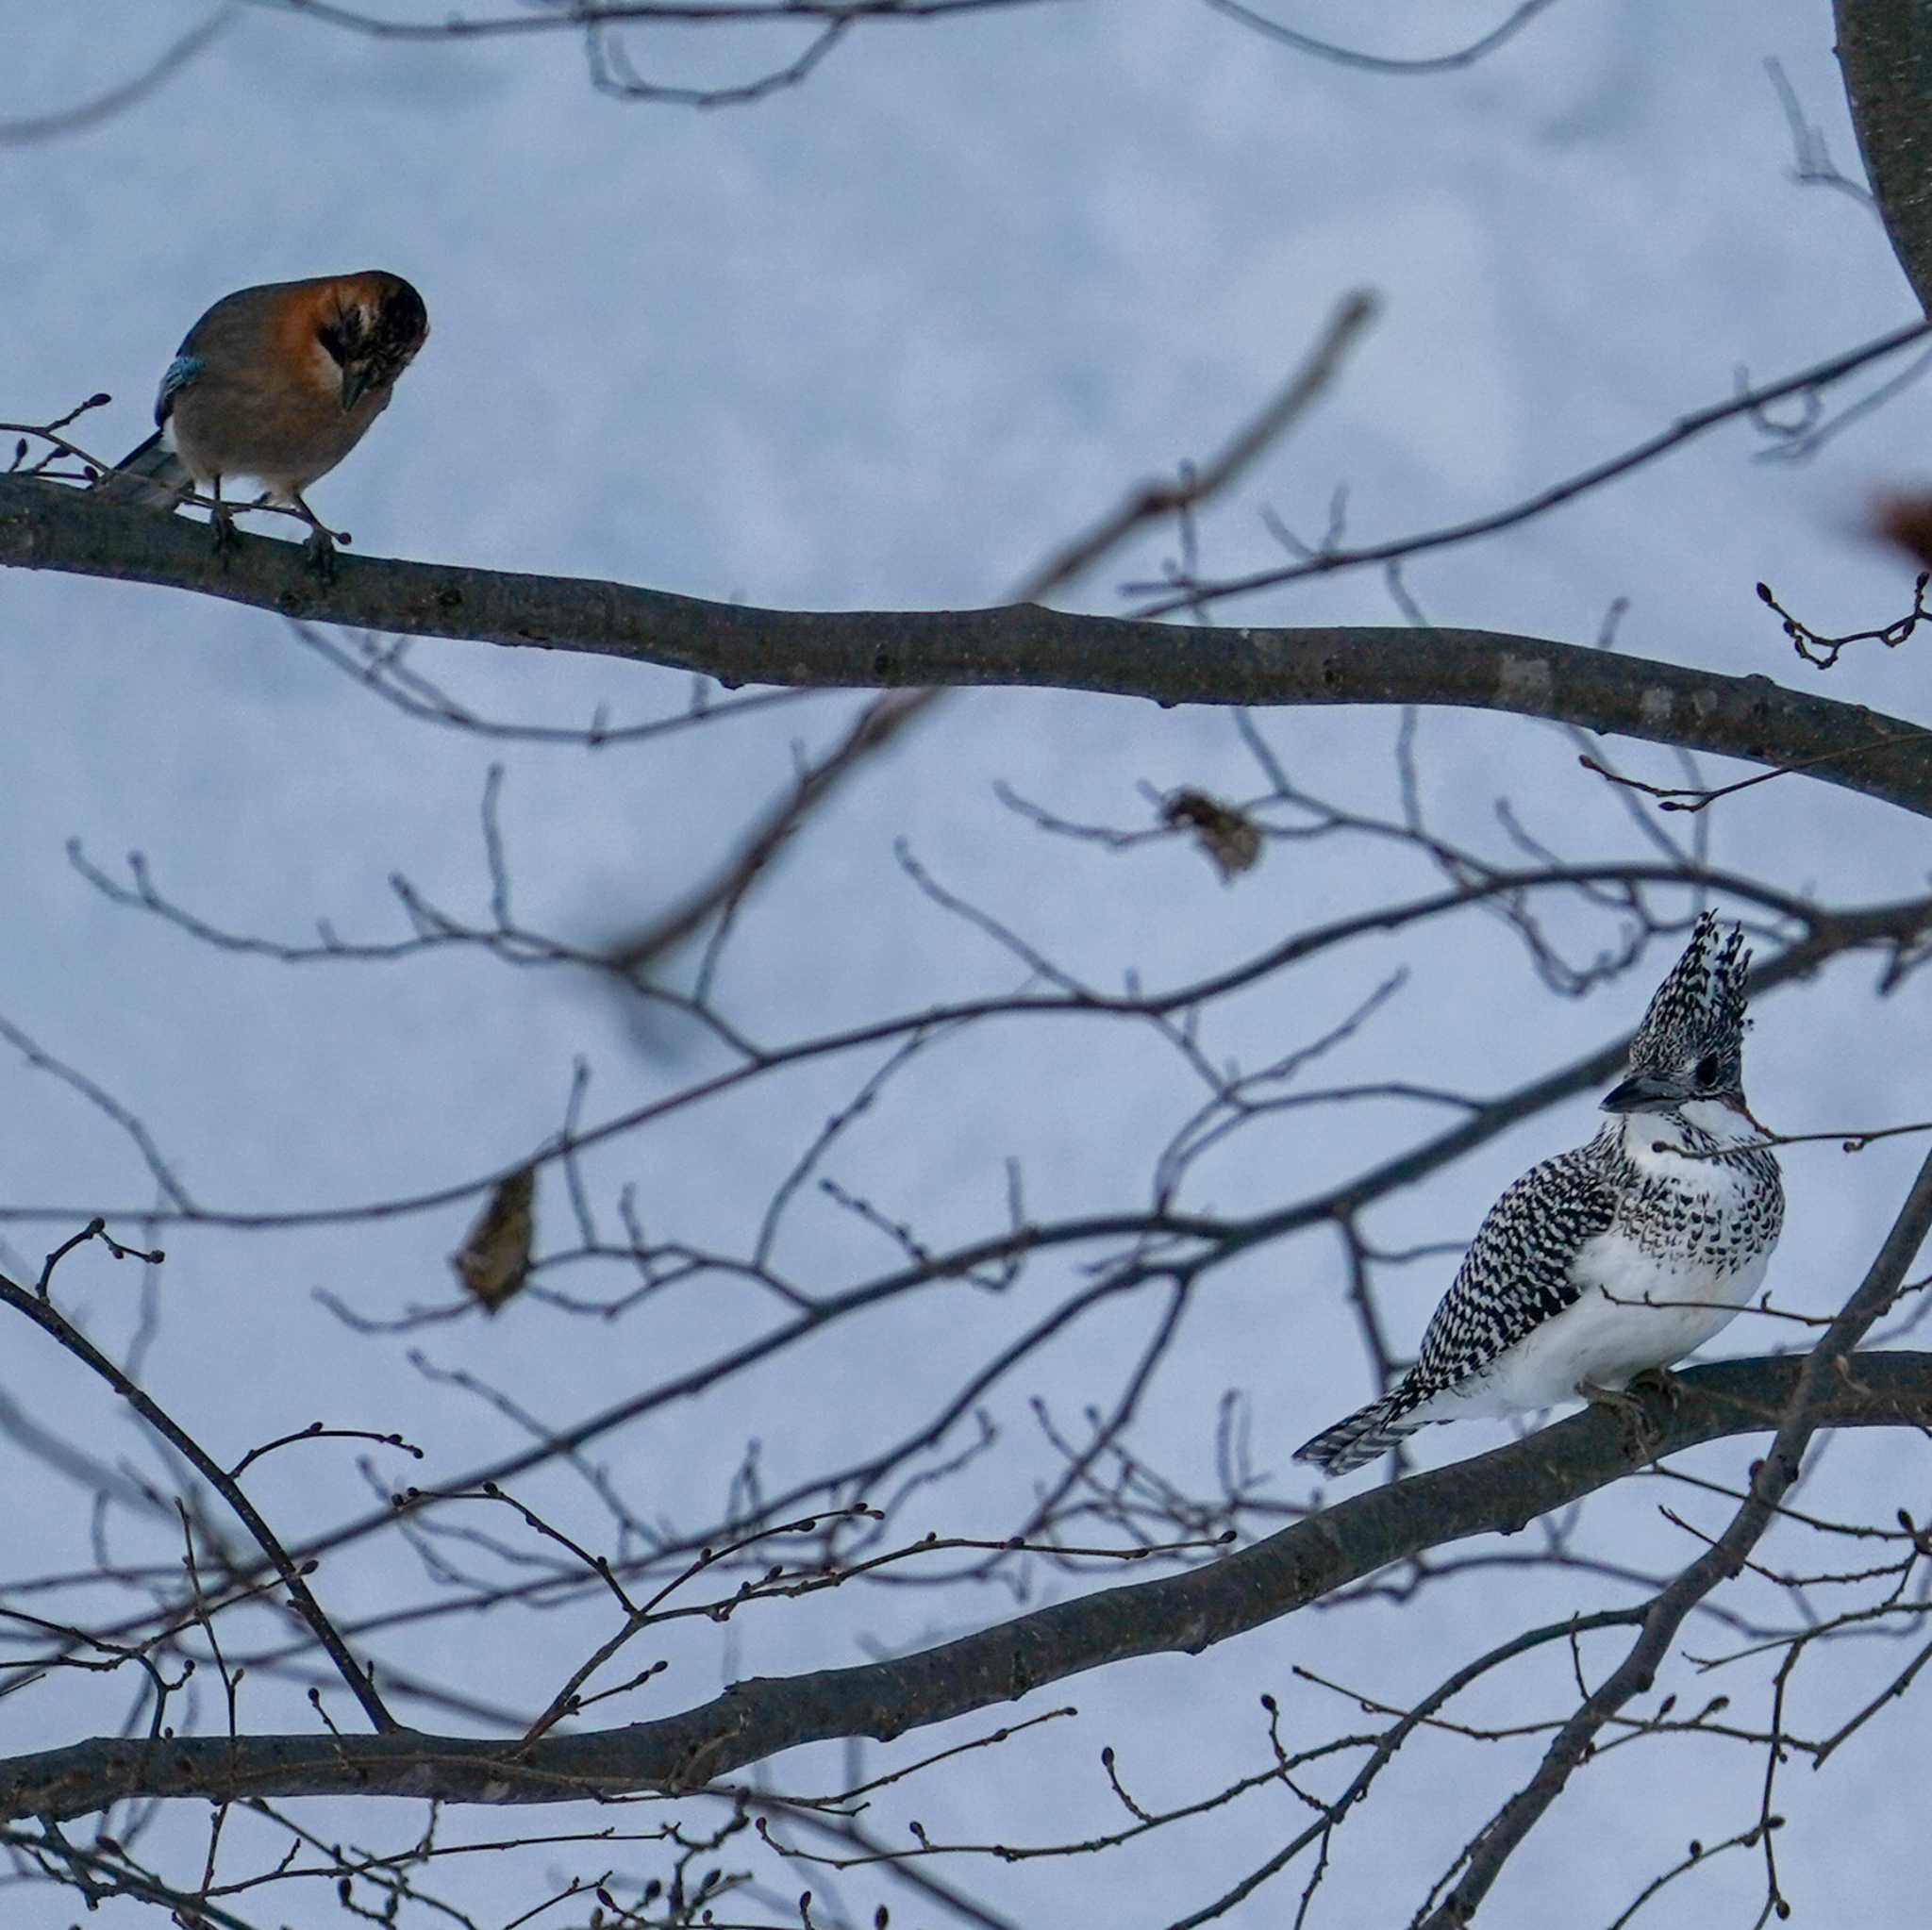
(0, 1252, 399, 1733)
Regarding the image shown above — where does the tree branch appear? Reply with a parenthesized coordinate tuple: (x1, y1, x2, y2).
(234, 0, 1054, 39)
(1424, 1146, 1932, 1924)
(8, 474, 1932, 820)
(1837, 0, 1932, 313)
(5, 1351, 1930, 1824)
(0, 1257, 398, 1736)
(0, 6, 236, 146)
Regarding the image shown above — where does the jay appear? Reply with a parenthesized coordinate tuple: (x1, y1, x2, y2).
(96, 271, 427, 570)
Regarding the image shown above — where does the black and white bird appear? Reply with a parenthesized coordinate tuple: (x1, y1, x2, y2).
(1294, 913, 1784, 1477)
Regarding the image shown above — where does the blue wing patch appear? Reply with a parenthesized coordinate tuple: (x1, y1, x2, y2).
(154, 354, 205, 426)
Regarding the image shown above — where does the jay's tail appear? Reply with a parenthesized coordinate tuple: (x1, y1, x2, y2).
(93, 431, 191, 510)
(1292, 1392, 1421, 1477)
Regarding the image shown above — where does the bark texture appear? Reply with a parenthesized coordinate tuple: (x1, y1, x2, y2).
(4, 1352, 1929, 1824)
(6, 477, 1930, 821)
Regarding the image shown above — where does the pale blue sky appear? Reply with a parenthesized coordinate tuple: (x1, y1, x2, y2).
(4, 4, 1930, 1924)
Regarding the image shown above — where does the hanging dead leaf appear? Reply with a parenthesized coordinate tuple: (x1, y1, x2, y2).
(1160, 789, 1262, 880)
(1873, 491, 1932, 570)
(452, 1164, 536, 1312)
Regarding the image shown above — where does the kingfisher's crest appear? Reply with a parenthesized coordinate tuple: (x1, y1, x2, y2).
(1624, 911, 1751, 1095)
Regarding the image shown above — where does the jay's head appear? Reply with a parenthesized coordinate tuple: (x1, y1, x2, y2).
(314, 273, 429, 411)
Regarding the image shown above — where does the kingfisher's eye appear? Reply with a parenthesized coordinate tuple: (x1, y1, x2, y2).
(1694, 1052, 1723, 1088)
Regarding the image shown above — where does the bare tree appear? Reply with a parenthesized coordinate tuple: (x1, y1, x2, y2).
(4, 4, 1932, 1926)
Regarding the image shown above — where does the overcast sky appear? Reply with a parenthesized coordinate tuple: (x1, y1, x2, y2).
(6, 3, 1932, 1924)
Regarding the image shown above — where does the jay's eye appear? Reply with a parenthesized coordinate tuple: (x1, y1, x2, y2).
(1694, 1052, 1722, 1088)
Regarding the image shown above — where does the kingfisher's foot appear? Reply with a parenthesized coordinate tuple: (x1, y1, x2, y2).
(1578, 1377, 1663, 1459)
(1626, 1365, 1686, 1414)
(208, 506, 237, 563)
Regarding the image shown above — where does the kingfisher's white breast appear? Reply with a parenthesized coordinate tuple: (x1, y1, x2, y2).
(1409, 1100, 1779, 1423)
(1448, 1237, 1772, 1416)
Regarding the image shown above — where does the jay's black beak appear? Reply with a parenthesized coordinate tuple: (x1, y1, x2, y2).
(341, 363, 374, 412)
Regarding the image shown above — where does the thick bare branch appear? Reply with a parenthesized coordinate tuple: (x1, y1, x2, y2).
(7, 475, 1932, 821)
(1837, 0, 1932, 312)
(5, 1351, 1930, 1825)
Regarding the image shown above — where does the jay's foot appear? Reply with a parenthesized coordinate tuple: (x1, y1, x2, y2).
(300, 525, 338, 582)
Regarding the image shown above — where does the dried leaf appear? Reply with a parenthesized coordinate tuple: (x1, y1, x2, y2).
(452, 1165, 536, 1312)
(1160, 789, 1262, 880)
(1874, 491, 1932, 569)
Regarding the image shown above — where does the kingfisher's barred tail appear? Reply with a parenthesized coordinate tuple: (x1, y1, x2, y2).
(1294, 1395, 1420, 1477)
(94, 431, 190, 510)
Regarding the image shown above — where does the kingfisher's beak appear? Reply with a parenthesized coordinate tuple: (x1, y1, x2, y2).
(341, 363, 374, 411)
(1601, 1073, 1685, 1114)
